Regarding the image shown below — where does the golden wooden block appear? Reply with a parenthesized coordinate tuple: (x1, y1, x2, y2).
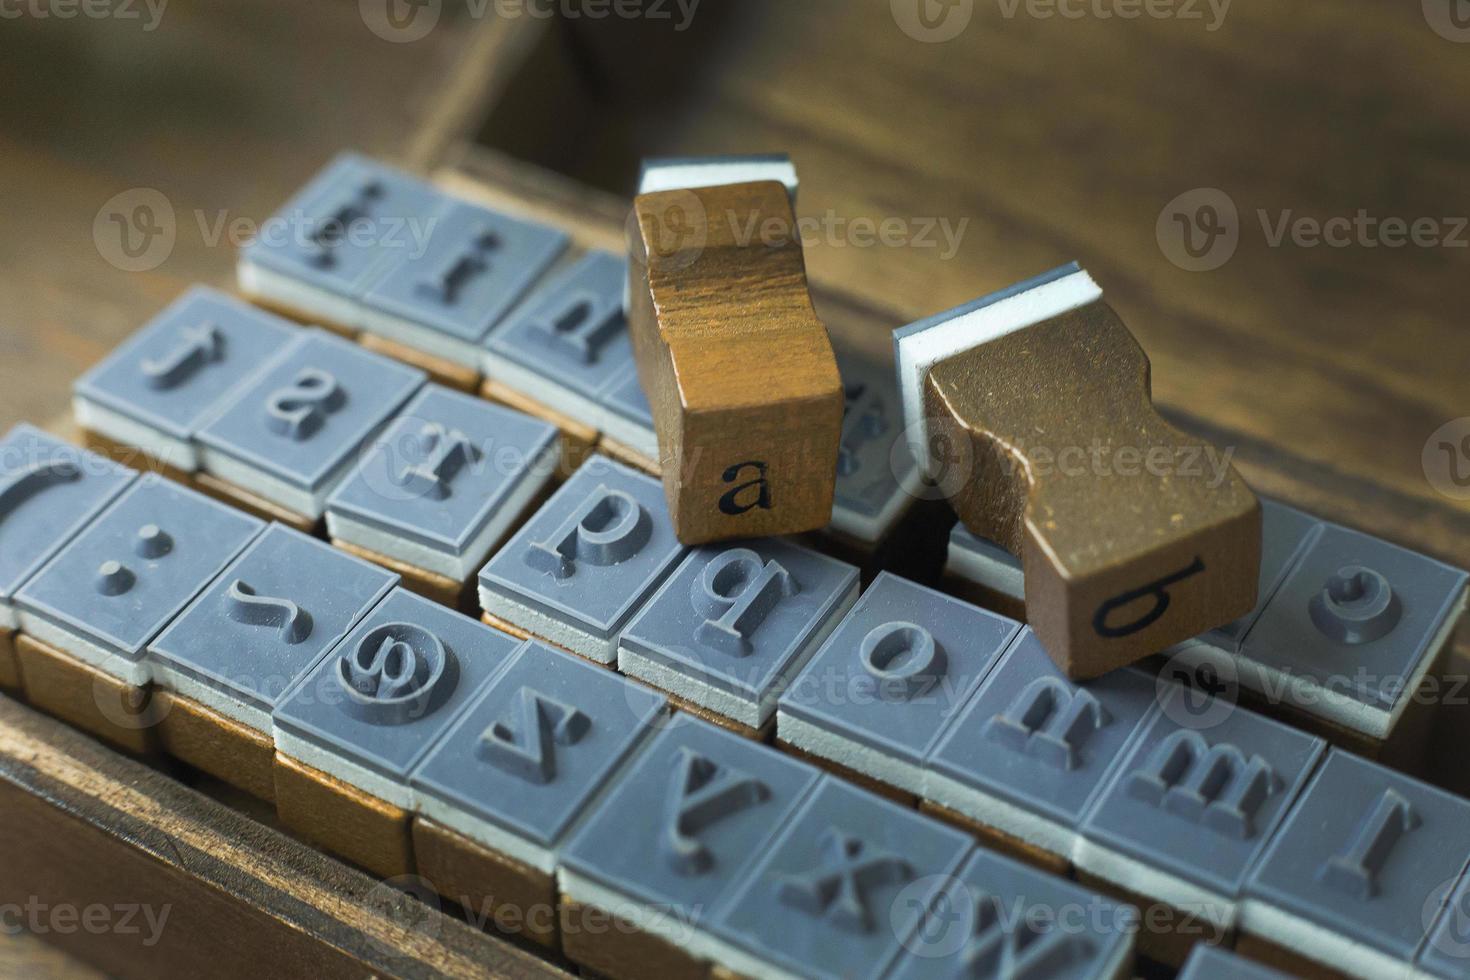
(560, 899, 710, 980)
(480, 377, 601, 481)
(664, 692, 770, 743)
(273, 752, 413, 880)
(78, 426, 194, 487)
(358, 333, 480, 393)
(155, 691, 276, 802)
(0, 629, 21, 696)
(412, 816, 559, 949)
(14, 634, 159, 756)
(333, 538, 474, 612)
(193, 471, 320, 536)
(900, 268, 1259, 678)
(597, 434, 661, 477)
(918, 799, 1069, 877)
(627, 165, 843, 544)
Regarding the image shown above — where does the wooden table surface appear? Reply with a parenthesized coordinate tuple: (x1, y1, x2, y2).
(1, 4, 1466, 969)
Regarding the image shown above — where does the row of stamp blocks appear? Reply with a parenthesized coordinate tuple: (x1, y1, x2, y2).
(4, 419, 1470, 979)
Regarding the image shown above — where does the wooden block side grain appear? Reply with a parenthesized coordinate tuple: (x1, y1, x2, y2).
(155, 692, 276, 803)
(560, 900, 710, 980)
(273, 752, 413, 880)
(193, 471, 321, 536)
(1233, 932, 1352, 980)
(14, 634, 158, 756)
(412, 816, 560, 949)
(926, 301, 1260, 678)
(358, 333, 480, 393)
(628, 180, 843, 544)
(0, 630, 21, 697)
(333, 538, 473, 611)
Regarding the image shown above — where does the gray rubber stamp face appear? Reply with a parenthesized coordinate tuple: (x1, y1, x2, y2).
(483, 251, 635, 408)
(830, 352, 916, 545)
(147, 524, 398, 727)
(561, 715, 820, 929)
(0, 424, 135, 617)
(711, 777, 971, 980)
(1212, 499, 1323, 644)
(197, 329, 425, 516)
(273, 588, 523, 787)
(1421, 859, 1470, 978)
(1239, 524, 1468, 716)
(14, 474, 263, 675)
(362, 200, 568, 345)
(777, 572, 1022, 791)
(478, 455, 686, 663)
(410, 641, 666, 864)
(619, 539, 859, 727)
(240, 154, 443, 301)
(925, 629, 1159, 851)
(326, 385, 558, 579)
(73, 287, 300, 454)
(1079, 685, 1326, 903)
(1246, 751, 1470, 968)
(1177, 944, 1291, 980)
(883, 848, 1137, 980)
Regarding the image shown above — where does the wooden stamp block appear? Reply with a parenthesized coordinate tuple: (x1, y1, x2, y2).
(358, 333, 480, 393)
(560, 899, 710, 980)
(627, 157, 843, 544)
(273, 751, 414, 879)
(79, 427, 195, 487)
(272, 589, 523, 878)
(0, 628, 19, 696)
(193, 470, 320, 535)
(156, 692, 276, 802)
(413, 816, 560, 948)
(895, 264, 1260, 678)
(15, 634, 160, 756)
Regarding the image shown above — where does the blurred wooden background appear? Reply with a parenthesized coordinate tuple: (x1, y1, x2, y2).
(0, 0, 1467, 972)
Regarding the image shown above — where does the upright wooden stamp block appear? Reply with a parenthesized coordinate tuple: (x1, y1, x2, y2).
(895, 263, 1261, 678)
(626, 156, 844, 544)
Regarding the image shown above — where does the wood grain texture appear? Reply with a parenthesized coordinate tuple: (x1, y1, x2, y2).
(0, 629, 21, 695)
(412, 817, 560, 950)
(15, 634, 159, 757)
(926, 300, 1261, 677)
(0, 694, 571, 980)
(154, 691, 277, 803)
(628, 179, 844, 543)
(273, 752, 415, 881)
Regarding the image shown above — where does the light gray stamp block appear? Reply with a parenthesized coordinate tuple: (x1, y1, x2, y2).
(924, 629, 1160, 860)
(1420, 863, 1470, 980)
(600, 366, 658, 464)
(777, 572, 1023, 795)
(0, 424, 135, 629)
(478, 455, 687, 663)
(14, 473, 263, 684)
(72, 287, 300, 472)
(882, 848, 1137, 980)
(197, 329, 425, 519)
(482, 251, 635, 434)
(619, 539, 859, 730)
(272, 587, 524, 808)
(559, 715, 821, 965)
(237, 153, 444, 330)
(946, 524, 1024, 603)
(830, 352, 919, 547)
(146, 523, 398, 731)
(1177, 944, 1292, 980)
(710, 777, 972, 980)
(326, 384, 560, 581)
(1075, 687, 1326, 935)
(1243, 750, 1470, 980)
(410, 641, 668, 874)
(360, 200, 569, 367)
